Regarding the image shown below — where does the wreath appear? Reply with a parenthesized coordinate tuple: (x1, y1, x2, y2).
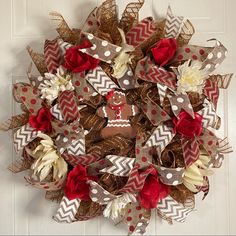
(1, 0, 233, 234)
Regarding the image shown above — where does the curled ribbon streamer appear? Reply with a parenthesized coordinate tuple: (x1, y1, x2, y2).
(201, 40, 227, 73)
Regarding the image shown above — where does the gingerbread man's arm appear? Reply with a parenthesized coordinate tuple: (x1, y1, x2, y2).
(97, 106, 108, 118)
(125, 104, 140, 117)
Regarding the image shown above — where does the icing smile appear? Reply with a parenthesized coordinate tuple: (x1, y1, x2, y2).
(113, 101, 122, 105)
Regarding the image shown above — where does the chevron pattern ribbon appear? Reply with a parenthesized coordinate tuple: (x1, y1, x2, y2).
(135, 57, 177, 90)
(86, 66, 118, 96)
(88, 180, 117, 205)
(13, 124, 41, 152)
(121, 165, 154, 193)
(100, 155, 135, 176)
(51, 104, 63, 121)
(53, 196, 81, 223)
(62, 152, 100, 166)
(144, 124, 174, 155)
(164, 6, 184, 38)
(57, 39, 72, 56)
(157, 83, 168, 105)
(126, 17, 157, 47)
(81, 32, 121, 63)
(168, 93, 194, 118)
(67, 137, 86, 156)
(44, 39, 61, 73)
(182, 138, 200, 167)
(197, 99, 217, 128)
(203, 79, 219, 108)
(157, 196, 193, 223)
(87, 158, 111, 176)
(58, 91, 80, 122)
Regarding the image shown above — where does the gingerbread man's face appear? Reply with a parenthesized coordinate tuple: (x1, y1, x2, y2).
(107, 91, 127, 106)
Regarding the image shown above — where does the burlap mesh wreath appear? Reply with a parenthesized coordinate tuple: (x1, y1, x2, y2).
(1, 0, 233, 235)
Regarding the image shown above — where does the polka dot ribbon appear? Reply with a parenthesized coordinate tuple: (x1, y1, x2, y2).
(80, 32, 122, 63)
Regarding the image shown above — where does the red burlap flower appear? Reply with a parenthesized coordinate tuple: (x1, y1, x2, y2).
(63, 40, 100, 73)
(139, 169, 169, 209)
(173, 111, 203, 138)
(64, 164, 98, 201)
(151, 38, 177, 67)
(29, 107, 52, 132)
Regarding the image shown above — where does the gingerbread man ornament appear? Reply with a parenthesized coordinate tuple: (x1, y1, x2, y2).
(97, 90, 139, 139)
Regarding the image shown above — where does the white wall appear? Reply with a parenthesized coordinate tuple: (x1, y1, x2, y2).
(0, 0, 236, 235)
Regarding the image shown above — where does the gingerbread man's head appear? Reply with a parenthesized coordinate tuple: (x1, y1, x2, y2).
(105, 90, 127, 106)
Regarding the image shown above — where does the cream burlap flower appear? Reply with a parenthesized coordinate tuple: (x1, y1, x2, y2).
(111, 28, 135, 79)
(27, 133, 67, 181)
(39, 66, 74, 103)
(177, 60, 208, 94)
(183, 153, 213, 192)
(103, 193, 136, 222)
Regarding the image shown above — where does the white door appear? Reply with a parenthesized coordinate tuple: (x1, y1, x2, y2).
(0, 0, 236, 235)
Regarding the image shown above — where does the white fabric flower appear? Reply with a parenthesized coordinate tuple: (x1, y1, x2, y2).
(39, 66, 74, 103)
(27, 133, 67, 181)
(111, 28, 134, 79)
(177, 60, 208, 94)
(183, 154, 213, 192)
(103, 193, 136, 222)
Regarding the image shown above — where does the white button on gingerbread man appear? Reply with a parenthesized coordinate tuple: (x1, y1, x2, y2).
(97, 90, 139, 139)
